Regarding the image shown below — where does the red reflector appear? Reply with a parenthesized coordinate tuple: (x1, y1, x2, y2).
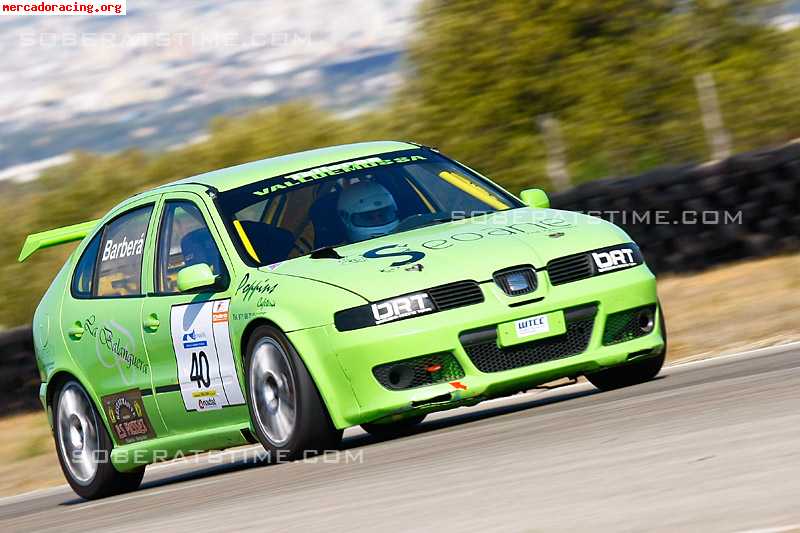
(425, 364, 442, 373)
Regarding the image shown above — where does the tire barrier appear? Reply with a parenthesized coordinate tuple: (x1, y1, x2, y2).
(551, 141, 800, 273)
(0, 326, 40, 414)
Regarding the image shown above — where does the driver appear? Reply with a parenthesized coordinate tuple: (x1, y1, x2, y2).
(337, 181, 399, 242)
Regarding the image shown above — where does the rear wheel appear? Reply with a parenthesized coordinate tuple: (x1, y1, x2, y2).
(361, 414, 426, 438)
(53, 380, 144, 499)
(245, 325, 342, 462)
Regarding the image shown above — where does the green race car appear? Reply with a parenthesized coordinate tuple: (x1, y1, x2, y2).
(20, 141, 666, 499)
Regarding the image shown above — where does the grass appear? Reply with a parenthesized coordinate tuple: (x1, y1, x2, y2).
(658, 253, 800, 361)
(0, 253, 797, 497)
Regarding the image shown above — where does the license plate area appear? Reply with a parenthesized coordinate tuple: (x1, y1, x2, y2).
(497, 310, 566, 348)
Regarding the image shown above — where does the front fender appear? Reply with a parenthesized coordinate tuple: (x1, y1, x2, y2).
(227, 271, 366, 428)
(228, 270, 367, 333)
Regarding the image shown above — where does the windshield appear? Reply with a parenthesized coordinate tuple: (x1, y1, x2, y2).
(215, 148, 522, 266)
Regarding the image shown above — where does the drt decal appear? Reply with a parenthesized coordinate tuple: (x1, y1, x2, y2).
(170, 299, 245, 412)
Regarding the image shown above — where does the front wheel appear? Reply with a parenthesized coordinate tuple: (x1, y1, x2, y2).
(53, 380, 144, 499)
(587, 306, 667, 391)
(585, 351, 665, 391)
(245, 325, 342, 462)
(361, 414, 426, 438)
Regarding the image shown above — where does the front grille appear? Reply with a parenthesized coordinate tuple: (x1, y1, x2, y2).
(428, 280, 484, 310)
(373, 352, 465, 391)
(547, 254, 593, 285)
(602, 304, 657, 345)
(493, 267, 537, 296)
(460, 305, 597, 373)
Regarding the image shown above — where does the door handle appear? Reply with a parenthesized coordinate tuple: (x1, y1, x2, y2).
(143, 313, 160, 332)
(68, 322, 84, 340)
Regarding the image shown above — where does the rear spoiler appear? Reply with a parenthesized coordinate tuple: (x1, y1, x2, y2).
(18, 219, 100, 262)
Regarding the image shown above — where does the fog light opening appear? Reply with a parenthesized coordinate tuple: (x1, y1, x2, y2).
(388, 364, 415, 389)
(636, 309, 655, 334)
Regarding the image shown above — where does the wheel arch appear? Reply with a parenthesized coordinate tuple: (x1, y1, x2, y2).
(238, 317, 353, 429)
(45, 370, 110, 436)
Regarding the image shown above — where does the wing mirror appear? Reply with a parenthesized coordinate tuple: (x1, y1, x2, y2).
(177, 263, 217, 292)
(519, 188, 550, 209)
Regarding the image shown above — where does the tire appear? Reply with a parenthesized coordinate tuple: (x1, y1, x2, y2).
(586, 306, 667, 391)
(53, 380, 145, 499)
(361, 414, 426, 438)
(245, 325, 342, 462)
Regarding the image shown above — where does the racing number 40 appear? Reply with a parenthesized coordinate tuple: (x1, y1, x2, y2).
(190, 351, 211, 388)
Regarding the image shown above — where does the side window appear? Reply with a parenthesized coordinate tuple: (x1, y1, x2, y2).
(71, 232, 102, 298)
(96, 206, 153, 298)
(157, 201, 226, 294)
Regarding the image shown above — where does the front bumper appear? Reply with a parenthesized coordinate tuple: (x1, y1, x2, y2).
(289, 265, 664, 429)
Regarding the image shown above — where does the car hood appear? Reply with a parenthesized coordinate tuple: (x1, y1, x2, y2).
(260, 208, 631, 302)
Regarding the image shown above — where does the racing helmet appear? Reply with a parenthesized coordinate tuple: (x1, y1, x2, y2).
(337, 181, 399, 242)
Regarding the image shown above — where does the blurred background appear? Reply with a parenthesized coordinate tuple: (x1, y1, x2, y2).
(0, 0, 798, 413)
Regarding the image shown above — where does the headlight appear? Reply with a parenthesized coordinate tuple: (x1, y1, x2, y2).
(334, 291, 436, 332)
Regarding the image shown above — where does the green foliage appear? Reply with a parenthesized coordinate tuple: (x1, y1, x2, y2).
(1, 0, 798, 328)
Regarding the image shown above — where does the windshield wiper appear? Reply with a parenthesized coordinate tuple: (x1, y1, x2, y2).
(309, 245, 342, 259)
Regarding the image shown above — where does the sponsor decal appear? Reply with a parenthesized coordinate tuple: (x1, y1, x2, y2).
(450, 381, 468, 391)
(101, 232, 145, 262)
(251, 155, 427, 197)
(418, 219, 575, 251)
(349, 218, 575, 271)
(84, 315, 149, 385)
(182, 330, 208, 349)
(212, 300, 229, 323)
(191, 389, 222, 411)
(371, 292, 434, 324)
(102, 389, 155, 444)
(231, 311, 264, 322)
(592, 247, 636, 273)
(363, 244, 425, 268)
(235, 273, 279, 303)
(515, 314, 550, 338)
(170, 299, 245, 412)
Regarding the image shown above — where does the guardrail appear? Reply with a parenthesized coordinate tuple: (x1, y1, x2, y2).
(550, 141, 800, 273)
(1, 141, 798, 415)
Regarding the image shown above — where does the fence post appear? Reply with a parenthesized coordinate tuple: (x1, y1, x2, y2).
(694, 72, 732, 161)
(537, 114, 571, 191)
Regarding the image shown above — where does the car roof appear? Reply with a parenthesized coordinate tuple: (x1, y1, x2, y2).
(162, 140, 420, 193)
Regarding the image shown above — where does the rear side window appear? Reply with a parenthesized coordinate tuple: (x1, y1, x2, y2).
(95, 206, 153, 297)
(71, 232, 102, 298)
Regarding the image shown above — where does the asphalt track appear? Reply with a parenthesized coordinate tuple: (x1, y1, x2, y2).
(2, 343, 799, 532)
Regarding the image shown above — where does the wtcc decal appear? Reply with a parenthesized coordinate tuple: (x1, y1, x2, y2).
(170, 299, 245, 412)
